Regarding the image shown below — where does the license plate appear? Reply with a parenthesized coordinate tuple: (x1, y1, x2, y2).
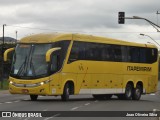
(22, 89, 29, 93)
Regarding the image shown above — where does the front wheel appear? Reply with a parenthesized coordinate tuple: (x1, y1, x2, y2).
(30, 95, 38, 101)
(61, 83, 70, 101)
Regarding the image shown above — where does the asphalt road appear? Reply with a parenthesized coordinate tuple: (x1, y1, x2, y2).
(0, 83, 160, 120)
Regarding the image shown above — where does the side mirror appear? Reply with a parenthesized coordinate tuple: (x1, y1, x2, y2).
(4, 48, 15, 62)
(46, 47, 61, 62)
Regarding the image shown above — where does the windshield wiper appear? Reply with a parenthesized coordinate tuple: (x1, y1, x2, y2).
(17, 56, 28, 76)
(28, 55, 36, 76)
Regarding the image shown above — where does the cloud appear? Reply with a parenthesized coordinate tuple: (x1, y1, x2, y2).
(0, 0, 159, 44)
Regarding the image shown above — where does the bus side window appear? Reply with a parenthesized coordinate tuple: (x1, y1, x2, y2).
(85, 43, 94, 60)
(114, 45, 122, 62)
(121, 46, 128, 62)
(68, 42, 79, 63)
(108, 45, 115, 61)
(152, 48, 158, 63)
(139, 48, 146, 63)
(146, 48, 158, 63)
(129, 47, 140, 63)
(50, 53, 60, 73)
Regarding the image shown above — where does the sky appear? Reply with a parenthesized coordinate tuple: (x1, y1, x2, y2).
(0, 0, 160, 46)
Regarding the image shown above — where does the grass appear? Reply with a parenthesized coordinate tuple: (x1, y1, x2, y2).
(0, 79, 9, 90)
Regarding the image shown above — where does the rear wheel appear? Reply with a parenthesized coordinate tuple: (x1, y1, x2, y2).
(118, 84, 133, 100)
(61, 83, 70, 101)
(30, 95, 38, 101)
(132, 85, 142, 100)
(124, 84, 133, 100)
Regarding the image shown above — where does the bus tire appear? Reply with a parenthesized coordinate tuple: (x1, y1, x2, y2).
(61, 83, 70, 101)
(132, 85, 142, 100)
(124, 84, 133, 100)
(30, 95, 38, 101)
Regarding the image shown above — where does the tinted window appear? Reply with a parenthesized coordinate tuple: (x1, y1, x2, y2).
(68, 41, 158, 64)
(52, 40, 70, 68)
(85, 43, 102, 60)
(129, 47, 140, 63)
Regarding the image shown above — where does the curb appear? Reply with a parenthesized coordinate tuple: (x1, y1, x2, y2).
(0, 90, 9, 94)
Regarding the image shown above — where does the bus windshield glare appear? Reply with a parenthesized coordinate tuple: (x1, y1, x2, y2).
(10, 44, 52, 79)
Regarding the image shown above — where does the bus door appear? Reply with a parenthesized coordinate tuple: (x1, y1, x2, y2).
(68, 41, 91, 94)
(77, 62, 91, 94)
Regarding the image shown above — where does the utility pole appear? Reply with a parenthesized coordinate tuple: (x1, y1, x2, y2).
(1, 24, 6, 89)
(16, 31, 18, 43)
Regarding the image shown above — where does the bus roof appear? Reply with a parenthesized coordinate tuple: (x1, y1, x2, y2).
(19, 33, 157, 48)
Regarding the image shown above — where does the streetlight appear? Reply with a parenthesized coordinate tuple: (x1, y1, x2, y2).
(140, 33, 160, 48)
(132, 16, 160, 32)
(156, 10, 160, 25)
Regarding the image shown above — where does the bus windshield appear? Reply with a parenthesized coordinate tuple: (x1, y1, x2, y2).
(10, 44, 52, 79)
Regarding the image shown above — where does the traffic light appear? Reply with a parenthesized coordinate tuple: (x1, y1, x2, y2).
(118, 12, 125, 24)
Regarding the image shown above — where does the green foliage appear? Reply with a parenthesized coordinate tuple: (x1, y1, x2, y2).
(0, 80, 9, 90)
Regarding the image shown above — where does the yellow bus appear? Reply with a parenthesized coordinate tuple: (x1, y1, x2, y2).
(4, 33, 158, 101)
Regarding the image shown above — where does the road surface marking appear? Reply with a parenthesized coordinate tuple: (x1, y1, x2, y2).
(14, 100, 20, 103)
(150, 93, 155, 95)
(43, 109, 48, 111)
(71, 107, 80, 111)
(44, 117, 54, 120)
(24, 118, 30, 120)
(5, 102, 12, 104)
(53, 113, 61, 117)
(94, 100, 98, 102)
(84, 103, 90, 106)
(23, 98, 29, 100)
(44, 113, 61, 120)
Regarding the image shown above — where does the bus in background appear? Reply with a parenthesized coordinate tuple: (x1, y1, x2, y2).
(4, 33, 158, 101)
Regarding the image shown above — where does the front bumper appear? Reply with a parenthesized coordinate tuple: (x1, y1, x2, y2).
(9, 83, 51, 95)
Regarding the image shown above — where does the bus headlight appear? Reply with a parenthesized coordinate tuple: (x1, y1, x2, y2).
(39, 80, 50, 86)
(10, 81, 13, 84)
(40, 82, 44, 85)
